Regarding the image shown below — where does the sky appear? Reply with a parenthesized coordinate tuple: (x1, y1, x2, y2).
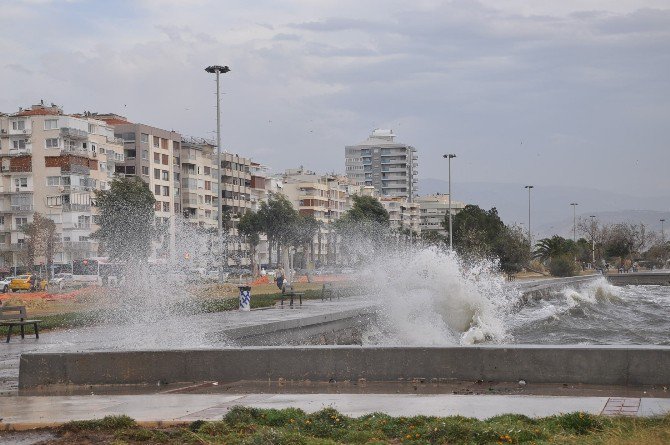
(1, 0, 669, 197)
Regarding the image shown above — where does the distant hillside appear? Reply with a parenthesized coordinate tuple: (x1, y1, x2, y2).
(419, 179, 670, 238)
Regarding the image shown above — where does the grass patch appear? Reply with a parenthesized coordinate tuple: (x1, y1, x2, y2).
(49, 411, 670, 444)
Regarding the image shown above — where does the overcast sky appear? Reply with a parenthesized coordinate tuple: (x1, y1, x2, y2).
(1, 0, 669, 196)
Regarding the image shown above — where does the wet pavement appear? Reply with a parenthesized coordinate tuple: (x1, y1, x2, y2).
(1, 393, 670, 430)
(0, 297, 376, 395)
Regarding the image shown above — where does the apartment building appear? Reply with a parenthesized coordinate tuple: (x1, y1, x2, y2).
(381, 198, 421, 234)
(0, 103, 124, 270)
(415, 194, 466, 236)
(179, 137, 218, 229)
(345, 129, 418, 202)
(282, 167, 349, 266)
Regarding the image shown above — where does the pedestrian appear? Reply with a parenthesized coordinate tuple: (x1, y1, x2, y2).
(28, 274, 36, 291)
(276, 265, 285, 290)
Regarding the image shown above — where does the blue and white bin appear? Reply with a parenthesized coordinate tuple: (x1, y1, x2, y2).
(238, 286, 251, 311)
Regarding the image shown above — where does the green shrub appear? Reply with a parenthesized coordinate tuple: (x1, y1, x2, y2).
(549, 254, 579, 277)
(60, 415, 136, 432)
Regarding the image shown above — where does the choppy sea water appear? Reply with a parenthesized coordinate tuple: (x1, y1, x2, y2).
(508, 282, 670, 345)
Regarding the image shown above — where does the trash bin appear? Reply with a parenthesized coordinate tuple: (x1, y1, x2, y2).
(238, 286, 251, 311)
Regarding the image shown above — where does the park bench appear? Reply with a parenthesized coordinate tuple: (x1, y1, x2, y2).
(281, 284, 303, 308)
(1, 306, 41, 343)
(321, 282, 358, 301)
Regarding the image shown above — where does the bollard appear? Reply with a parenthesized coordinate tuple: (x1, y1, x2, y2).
(238, 286, 251, 311)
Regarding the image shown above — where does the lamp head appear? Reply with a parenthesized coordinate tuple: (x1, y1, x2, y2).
(205, 65, 230, 74)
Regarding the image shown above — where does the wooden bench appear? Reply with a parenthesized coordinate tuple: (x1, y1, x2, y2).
(1, 306, 41, 343)
(281, 284, 304, 308)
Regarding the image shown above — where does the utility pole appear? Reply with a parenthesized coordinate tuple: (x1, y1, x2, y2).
(205, 65, 230, 283)
(661, 219, 666, 269)
(524, 185, 534, 251)
(443, 154, 456, 250)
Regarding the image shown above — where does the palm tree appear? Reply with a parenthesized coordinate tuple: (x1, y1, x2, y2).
(533, 235, 575, 262)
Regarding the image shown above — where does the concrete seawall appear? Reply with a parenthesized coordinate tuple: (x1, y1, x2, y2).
(606, 272, 670, 286)
(19, 345, 670, 388)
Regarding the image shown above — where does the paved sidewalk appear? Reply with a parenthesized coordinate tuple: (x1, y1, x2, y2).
(1, 393, 670, 430)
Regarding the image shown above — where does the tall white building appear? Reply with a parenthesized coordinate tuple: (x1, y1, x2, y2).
(345, 129, 418, 202)
(416, 194, 466, 236)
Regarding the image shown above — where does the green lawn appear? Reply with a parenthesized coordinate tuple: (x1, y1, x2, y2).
(50, 408, 670, 444)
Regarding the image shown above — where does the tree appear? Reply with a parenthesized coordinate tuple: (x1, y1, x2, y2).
(19, 213, 57, 276)
(238, 210, 263, 275)
(450, 205, 530, 274)
(257, 192, 298, 266)
(601, 223, 650, 267)
(291, 214, 319, 268)
(92, 177, 156, 264)
(340, 195, 390, 226)
(420, 230, 448, 247)
(533, 235, 575, 263)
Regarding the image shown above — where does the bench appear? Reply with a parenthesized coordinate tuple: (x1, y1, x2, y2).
(280, 284, 303, 308)
(1, 306, 41, 343)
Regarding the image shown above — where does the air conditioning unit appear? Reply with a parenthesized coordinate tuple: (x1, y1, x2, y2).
(22, 130, 27, 134)
(1, 129, 6, 134)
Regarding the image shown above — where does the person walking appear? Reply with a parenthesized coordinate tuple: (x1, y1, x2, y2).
(275, 265, 285, 290)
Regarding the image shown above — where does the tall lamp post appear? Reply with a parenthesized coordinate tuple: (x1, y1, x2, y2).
(524, 185, 534, 251)
(661, 219, 666, 269)
(205, 65, 230, 283)
(589, 215, 596, 266)
(443, 154, 456, 250)
(570, 203, 578, 242)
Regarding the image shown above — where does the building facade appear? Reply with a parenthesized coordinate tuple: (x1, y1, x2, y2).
(380, 198, 421, 234)
(345, 129, 418, 202)
(0, 103, 124, 271)
(416, 194, 466, 236)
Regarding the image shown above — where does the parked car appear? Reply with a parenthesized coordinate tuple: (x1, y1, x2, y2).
(0, 276, 15, 293)
(50, 273, 73, 289)
(9, 274, 49, 292)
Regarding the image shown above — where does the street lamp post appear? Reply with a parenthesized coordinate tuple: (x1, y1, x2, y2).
(661, 219, 666, 269)
(570, 203, 578, 242)
(443, 154, 456, 250)
(524, 185, 534, 250)
(590, 215, 596, 266)
(205, 65, 230, 283)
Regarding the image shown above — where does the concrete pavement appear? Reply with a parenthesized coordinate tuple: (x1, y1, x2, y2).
(2, 393, 670, 430)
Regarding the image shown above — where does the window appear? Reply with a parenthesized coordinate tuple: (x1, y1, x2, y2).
(197, 179, 204, 189)
(153, 136, 160, 148)
(141, 133, 149, 143)
(204, 166, 210, 175)
(14, 177, 28, 188)
(161, 138, 168, 149)
(162, 170, 169, 181)
(154, 168, 160, 180)
(12, 139, 26, 150)
(0, 216, 4, 225)
(142, 149, 149, 160)
(45, 138, 59, 148)
(141, 166, 149, 176)
(153, 152, 159, 163)
(11, 120, 25, 131)
(46, 176, 60, 186)
(205, 195, 212, 204)
(174, 203, 181, 213)
(162, 154, 168, 165)
(162, 202, 170, 212)
(15, 217, 28, 227)
(88, 124, 96, 134)
(44, 119, 58, 130)
(205, 181, 211, 191)
(155, 202, 161, 211)
(162, 186, 169, 196)
(154, 185, 161, 195)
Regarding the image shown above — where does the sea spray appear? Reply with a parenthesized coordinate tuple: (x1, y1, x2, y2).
(358, 245, 518, 345)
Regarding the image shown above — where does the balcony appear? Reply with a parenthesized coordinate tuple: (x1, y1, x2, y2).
(62, 203, 91, 212)
(10, 204, 34, 212)
(7, 149, 32, 157)
(8, 128, 31, 136)
(63, 241, 92, 251)
(2, 243, 28, 251)
(60, 127, 88, 140)
(63, 223, 91, 230)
